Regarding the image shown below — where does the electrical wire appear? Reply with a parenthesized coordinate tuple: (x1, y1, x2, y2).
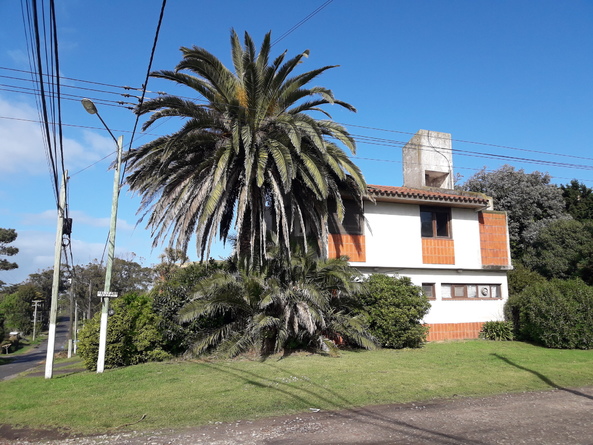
(123, 0, 167, 184)
(272, 0, 333, 46)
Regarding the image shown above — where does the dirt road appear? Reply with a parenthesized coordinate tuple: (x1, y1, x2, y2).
(3, 386, 593, 444)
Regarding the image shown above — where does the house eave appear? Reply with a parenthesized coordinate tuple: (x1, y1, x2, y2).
(367, 185, 490, 209)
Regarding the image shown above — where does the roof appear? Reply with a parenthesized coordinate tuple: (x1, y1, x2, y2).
(367, 185, 491, 208)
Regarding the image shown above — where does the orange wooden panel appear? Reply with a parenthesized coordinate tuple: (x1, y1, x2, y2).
(328, 234, 366, 262)
(479, 212, 510, 266)
(425, 322, 484, 341)
(422, 238, 455, 264)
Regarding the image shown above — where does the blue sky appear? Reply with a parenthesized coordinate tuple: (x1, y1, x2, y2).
(1, 0, 592, 285)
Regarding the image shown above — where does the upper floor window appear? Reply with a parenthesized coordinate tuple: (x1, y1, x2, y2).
(329, 199, 363, 235)
(420, 206, 451, 238)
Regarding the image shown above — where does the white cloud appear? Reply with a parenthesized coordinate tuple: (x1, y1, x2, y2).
(0, 96, 118, 175)
(20, 209, 135, 231)
(0, 98, 47, 174)
(3, 229, 142, 285)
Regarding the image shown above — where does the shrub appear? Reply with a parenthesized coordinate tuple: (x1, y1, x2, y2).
(479, 321, 514, 341)
(78, 293, 169, 371)
(359, 275, 430, 349)
(506, 279, 593, 349)
(151, 261, 223, 355)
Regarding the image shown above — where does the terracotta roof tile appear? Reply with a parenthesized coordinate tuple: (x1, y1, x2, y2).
(367, 184, 490, 206)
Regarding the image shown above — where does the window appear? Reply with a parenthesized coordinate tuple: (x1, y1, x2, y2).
(422, 283, 435, 300)
(329, 199, 363, 235)
(420, 206, 451, 238)
(441, 284, 501, 300)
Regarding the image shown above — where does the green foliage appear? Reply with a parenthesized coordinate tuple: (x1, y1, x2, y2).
(179, 253, 376, 358)
(561, 180, 593, 221)
(359, 275, 430, 349)
(67, 256, 154, 320)
(78, 293, 169, 371)
(462, 165, 568, 259)
(479, 321, 514, 341)
(522, 219, 593, 285)
(507, 262, 547, 298)
(507, 279, 593, 349)
(0, 228, 19, 277)
(0, 284, 41, 334)
(125, 30, 366, 267)
(151, 260, 223, 355)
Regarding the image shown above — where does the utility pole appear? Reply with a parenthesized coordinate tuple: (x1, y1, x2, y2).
(67, 279, 74, 358)
(96, 135, 123, 373)
(32, 300, 43, 341)
(45, 171, 67, 379)
(81, 98, 123, 374)
(73, 300, 78, 354)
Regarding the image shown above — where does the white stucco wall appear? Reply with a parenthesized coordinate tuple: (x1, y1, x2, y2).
(353, 202, 484, 270)
(358, 201, 422, 268)
(357, 268, 508, 325)
(351, 200, 509, 325)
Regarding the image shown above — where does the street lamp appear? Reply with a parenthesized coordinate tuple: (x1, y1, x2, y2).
(81, 98, 123, 373)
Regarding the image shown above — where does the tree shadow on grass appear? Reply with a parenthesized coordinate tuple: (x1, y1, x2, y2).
(199, 361, 485, 444)
(492, 353, 593, 401)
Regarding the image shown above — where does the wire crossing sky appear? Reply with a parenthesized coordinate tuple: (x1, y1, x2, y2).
(0, 0, 591, 285)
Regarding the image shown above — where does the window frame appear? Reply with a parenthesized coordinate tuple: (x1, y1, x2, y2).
(441, 284, 502, 300)
(420, 206, 452, 239)
(329, 199, 364, 236)
(421, 283, 436, 300)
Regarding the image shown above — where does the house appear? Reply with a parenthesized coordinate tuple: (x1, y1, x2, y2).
(328, 129, 512, 341)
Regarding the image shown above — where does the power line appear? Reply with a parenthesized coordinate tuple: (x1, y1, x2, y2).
(344, 123, 593, 164)
(0, 65, 142, 91)
(272, 0, 334, 46)
(124, 0, 168, 183)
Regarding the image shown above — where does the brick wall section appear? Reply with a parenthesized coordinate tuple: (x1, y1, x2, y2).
(422, 238, 455, 264)
(328, 234, 366, 262)
(426, 322, 484, 341)
(479, 212, 510, 266)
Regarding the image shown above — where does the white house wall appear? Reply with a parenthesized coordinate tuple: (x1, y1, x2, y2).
(354, 202, 485, 270)
(350, 200, 509, 330)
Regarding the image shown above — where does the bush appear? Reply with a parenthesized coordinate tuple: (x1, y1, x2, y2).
(151, 261, 223, 355)
(359, 275, 430, 349)
(78, 293, 169, 370)
(479, 321, 514, 341)
(506, 279, 593, 349)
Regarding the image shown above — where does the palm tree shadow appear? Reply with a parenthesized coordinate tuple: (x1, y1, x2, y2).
(492, 353, 593, 400)
(199, 361, 485, 444)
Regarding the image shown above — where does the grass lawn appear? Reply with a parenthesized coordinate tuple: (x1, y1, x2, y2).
(1, 340, 593, 434)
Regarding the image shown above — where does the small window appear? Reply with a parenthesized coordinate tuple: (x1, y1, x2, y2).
(420, 206, 451, 238)
(452, 285, 466, 298)
(441, 284, 502, 300)
(329, 199, 363, 235)
(422, 283, 435, 300)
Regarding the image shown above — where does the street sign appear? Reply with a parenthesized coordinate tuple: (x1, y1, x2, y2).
(97, 291, 119, 298)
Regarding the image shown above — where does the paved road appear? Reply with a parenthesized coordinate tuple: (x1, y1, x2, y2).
(0, 316, 69, 381)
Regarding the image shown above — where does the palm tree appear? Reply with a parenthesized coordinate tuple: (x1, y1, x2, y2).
(178, 251, 376, 357)
(125, 30, 366, 268)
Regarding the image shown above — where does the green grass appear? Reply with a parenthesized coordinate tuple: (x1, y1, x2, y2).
(1, 340, 593, 434)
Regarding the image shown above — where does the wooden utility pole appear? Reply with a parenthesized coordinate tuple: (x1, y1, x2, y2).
(45, 171, 67, 379)
(32, 300, 43, 341)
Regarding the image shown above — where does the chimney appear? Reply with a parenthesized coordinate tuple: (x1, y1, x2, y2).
(402, 129, 453, 189)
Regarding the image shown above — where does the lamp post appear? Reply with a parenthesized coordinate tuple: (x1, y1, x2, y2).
(81, 98, 123, 373)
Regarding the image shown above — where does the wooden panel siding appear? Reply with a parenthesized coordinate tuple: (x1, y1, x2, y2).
(328, 234, 366, 262)
(479, 212, 510, 266)
(426, 322, 485, 341)
(422, 238, 455, 264)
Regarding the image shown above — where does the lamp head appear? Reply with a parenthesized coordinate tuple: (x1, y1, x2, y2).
(81, 98, 98, 115)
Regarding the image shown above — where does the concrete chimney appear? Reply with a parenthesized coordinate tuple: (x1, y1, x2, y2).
(402, 129, 453, 189)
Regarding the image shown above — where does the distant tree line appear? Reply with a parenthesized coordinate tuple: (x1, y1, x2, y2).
(462, 166, 593, 348)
